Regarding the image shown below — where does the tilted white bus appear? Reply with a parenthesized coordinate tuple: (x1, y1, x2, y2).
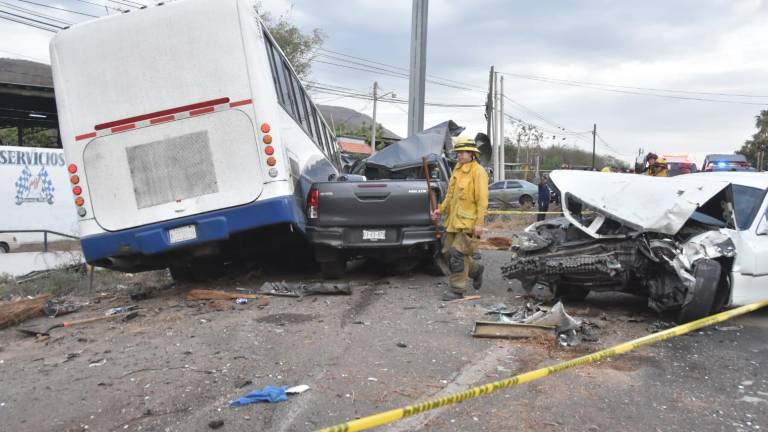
(50, 0, 340, 277)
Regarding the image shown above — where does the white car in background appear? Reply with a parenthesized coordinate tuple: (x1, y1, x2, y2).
(504, 170, 768, 322)
(0, 233, 19, 253)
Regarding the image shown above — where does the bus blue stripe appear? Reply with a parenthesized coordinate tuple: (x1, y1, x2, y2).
(81, 196, 305, 263)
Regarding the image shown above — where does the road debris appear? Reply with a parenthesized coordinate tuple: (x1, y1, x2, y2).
(449, 295, 481, 303)
(105, 305, 137, 316)
(286, 384, 310, 394)
(258, 281, 352, 297)
(187, 289, 265, 301)
(479, 237, 512, 250)
(42, 300, 82, 318)
(208, 419, 224, 429)
(0, 294, 52, 329)
(17, 311, 139, 337)
(229, 385, 290, 407)
(647, 321, 675, 333)
(715, 324, 744, 331)
(396, 342, 408, 348)
(235, 298, 249, 304)
(476, 301, 597, 345)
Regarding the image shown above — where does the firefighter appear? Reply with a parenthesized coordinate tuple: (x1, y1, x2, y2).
(431, 137, 489, 300)
(645, 153, 668, 177)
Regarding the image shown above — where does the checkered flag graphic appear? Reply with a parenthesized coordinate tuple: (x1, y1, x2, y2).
(39, 167, 55, 204)
(14, 165, 33, 205)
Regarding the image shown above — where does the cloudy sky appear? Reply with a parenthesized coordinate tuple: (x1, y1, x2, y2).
(2, 0, 767, 165)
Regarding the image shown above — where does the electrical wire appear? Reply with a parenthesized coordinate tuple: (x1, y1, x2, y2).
(0, 9, 64, 29)
(0, 13, 57, 31)
(69, 0, 125, 12)
(499, 71, 768, 106)
(0, 2, 74, 25)
(317, 47, 487, 92)
(500, 71, 768, 99)
(12, 0, 99, 17)
(312, 58, 486, 94)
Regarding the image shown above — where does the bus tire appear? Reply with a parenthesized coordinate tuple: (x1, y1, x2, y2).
(0, 243, 8, 253)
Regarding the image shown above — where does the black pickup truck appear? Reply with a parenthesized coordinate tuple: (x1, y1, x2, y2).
(306, 158, 450, 277)
(305, 122, 491, 278)
(305, 122, 474, 277)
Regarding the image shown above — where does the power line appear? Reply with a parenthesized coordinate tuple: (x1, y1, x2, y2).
(68, 0, 125, 12)
(0, 12, 58, 31)
(0, 2, 74, 25)
(317, 47, 487, 92)
(500, 71, 768, 99)
(12, 0, 99, 17)
(0, 9, 64, 29)
(108, 0, 141, 9)
(310, 85, 484, 108)
(115, 0, 145, 7)
(312, 58, 486, 94)
(499, 71, 768, 106)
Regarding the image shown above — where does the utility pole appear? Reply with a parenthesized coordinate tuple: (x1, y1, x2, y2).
(499, 74, 505, 180)
(489, 67, 498, 182)
(407, 0, 428, 137)
(371, 81, 378, 154)
(486, 66, 494, 146)
(591, 123, 597, 170)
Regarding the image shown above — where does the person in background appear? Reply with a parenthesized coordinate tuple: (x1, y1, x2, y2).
(537, 175, 550, 222)
(431, 137, 489, 301)
(645, 153, 668, 177)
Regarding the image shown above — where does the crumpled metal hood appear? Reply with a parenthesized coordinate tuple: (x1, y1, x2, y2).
(550, 170, 731, 236)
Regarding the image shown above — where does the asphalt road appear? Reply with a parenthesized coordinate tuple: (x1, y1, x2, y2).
(0, 250, 765, 431)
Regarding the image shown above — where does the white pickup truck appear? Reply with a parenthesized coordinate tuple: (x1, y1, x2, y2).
(504, 170, 768, 322)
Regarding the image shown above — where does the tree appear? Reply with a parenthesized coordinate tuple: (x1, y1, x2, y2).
(737, 110, 768, 169)
(256, 5, 325, 80)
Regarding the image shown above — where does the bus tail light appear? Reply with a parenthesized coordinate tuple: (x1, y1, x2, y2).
(72, 186, 82, 195)
(266, 156, 276, 166)
(308, 188, 319, 219)
(265, 145, 274, 155)
(261, 123, 271, 133)
(70, 175, 80, 184)
(75, 196, 85, 207)
(68, 164, 78, 174)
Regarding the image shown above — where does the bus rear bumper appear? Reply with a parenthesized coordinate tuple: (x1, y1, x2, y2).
(81, 196, 305, 265)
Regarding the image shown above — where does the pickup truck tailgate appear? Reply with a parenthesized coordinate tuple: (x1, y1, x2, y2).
(312, 181, 432, 227)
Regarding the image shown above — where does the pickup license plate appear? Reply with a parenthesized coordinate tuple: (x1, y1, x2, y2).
(362, 229, 386, 241)
(169, 225, 197, 244)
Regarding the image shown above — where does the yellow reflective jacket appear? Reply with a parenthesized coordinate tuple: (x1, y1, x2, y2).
(645, 167, 668, 177)
(438, 161, 489, 232)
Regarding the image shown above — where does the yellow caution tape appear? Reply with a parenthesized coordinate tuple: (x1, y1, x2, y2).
(316, 299, 768, 432)
(487, 210, 562, 215)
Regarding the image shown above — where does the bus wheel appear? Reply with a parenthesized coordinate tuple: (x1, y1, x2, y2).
(170, 259, 224, 282)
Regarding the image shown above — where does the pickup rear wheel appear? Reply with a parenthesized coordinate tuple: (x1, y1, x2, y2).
(677, 259, 721, 323)
(320, 260, 346, 279)
(555, 284, 590, 301)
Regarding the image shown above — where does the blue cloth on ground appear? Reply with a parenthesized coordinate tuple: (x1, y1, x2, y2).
(230, 385, 289, 407)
